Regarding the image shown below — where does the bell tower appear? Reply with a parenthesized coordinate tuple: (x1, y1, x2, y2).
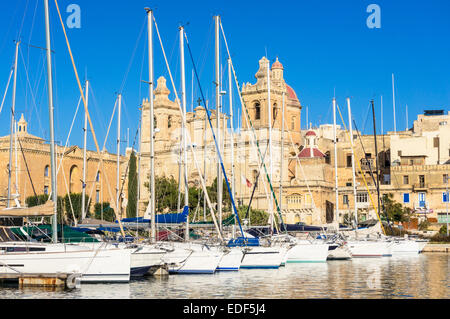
(240, 57, 302, 145)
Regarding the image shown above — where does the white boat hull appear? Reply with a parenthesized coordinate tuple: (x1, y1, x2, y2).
(390, 240, 428, 255)
(130, 245, 166, 276)
(286, 243, 330, 263)
(217, 247, 243, 271)
(159, 242, 223, 274)
(0, 242, 131, 282)
(347, 241, 391, 258)
(240, 246, 284, 269)
(327, 244, 352, 260)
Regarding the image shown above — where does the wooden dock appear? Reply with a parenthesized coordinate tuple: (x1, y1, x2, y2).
(0, 272, 81, 289)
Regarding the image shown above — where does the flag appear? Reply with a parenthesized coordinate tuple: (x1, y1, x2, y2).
(241, 175, 252, 188)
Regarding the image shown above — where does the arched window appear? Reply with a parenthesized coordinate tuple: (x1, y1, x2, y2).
(69, 165, 80, 193)
(44, 165, 49, 177)
(168, 115, 172, 128)
(96, 171, 100, 182)
(272, 103, 277, 121)
(254, 102, 261, 120)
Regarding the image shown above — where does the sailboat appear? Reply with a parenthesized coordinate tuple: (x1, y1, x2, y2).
(0, 0, 134, 284)
(141, 10, 224, 274)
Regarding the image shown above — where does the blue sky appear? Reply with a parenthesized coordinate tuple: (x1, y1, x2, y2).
(0, 0, 448, 154)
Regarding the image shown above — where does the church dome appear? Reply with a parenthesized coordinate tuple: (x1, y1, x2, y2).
(285, 84, 299, 102)
(272, 58, 283, 70)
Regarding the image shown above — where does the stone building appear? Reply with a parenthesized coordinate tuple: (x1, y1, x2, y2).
(138, 55, 449, 228)
(138, 57, 303, 216)
(0, 114, 129, 218)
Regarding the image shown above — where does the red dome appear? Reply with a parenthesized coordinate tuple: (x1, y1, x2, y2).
(272, 58, 283, 70)
(305, 130, 316, 137)
(285, 84, 298, 101)
(298, 147, 325, 158)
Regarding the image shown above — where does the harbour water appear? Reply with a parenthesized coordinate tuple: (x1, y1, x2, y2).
(1, 253, 448, 299)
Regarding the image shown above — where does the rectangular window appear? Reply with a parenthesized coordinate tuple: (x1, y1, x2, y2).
(44, 186, 49, 195)
(443, 192, 449, 203)
(403, 175, 409, 185)
(419, 175, 425, 187)
(96, 190, 100, 203)
(346, 155, 352, 168)
(444, 174, 449, 184)
(356, 192, 368, 203)
(418, 192, 426, 207)
(433, 137, 439, 148)
(343, 195, 349, 205)
(403, 193, 410, 203)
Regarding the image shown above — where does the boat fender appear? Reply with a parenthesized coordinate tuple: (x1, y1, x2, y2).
(66, 273, 82, 289)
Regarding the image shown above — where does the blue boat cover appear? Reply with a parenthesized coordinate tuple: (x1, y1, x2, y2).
(118, 206, 189, 224)
(98, 226, 128, 233)
(227, 237, 260, 247)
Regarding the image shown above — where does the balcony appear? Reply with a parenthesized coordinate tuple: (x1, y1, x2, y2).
(412, 183, 428, 192)
(413, 201, 430, 210)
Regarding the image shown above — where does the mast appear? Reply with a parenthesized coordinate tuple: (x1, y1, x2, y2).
(279, 91, 285, 220)
(392, 73, 396, 134)
(81, 80, 89, 221)
(145, 7, 156, 242)
(136, 123, 141, 220)
(267, 57, 274, 233)
(228, 58, 236, 238)
(116, 93, 122, 219)
(203, 99, 208, 221)
(14, 120, 18, 201)
(371, 100, 382, 225)
(44, 0, 58, 243)
(215, 15, 222, 233)
(7, 41, 20, 208)
(332, 97, 339, 231)
(347, 98, 358, 235)
(179, 25, 189, 242)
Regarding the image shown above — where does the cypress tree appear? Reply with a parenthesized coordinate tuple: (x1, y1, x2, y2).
(126, 151, 138, 218)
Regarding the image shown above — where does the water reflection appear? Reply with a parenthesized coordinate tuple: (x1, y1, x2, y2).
(0, 254, 448, 299)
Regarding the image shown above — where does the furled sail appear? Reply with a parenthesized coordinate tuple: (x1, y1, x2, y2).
(0, 201, 55, 217)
